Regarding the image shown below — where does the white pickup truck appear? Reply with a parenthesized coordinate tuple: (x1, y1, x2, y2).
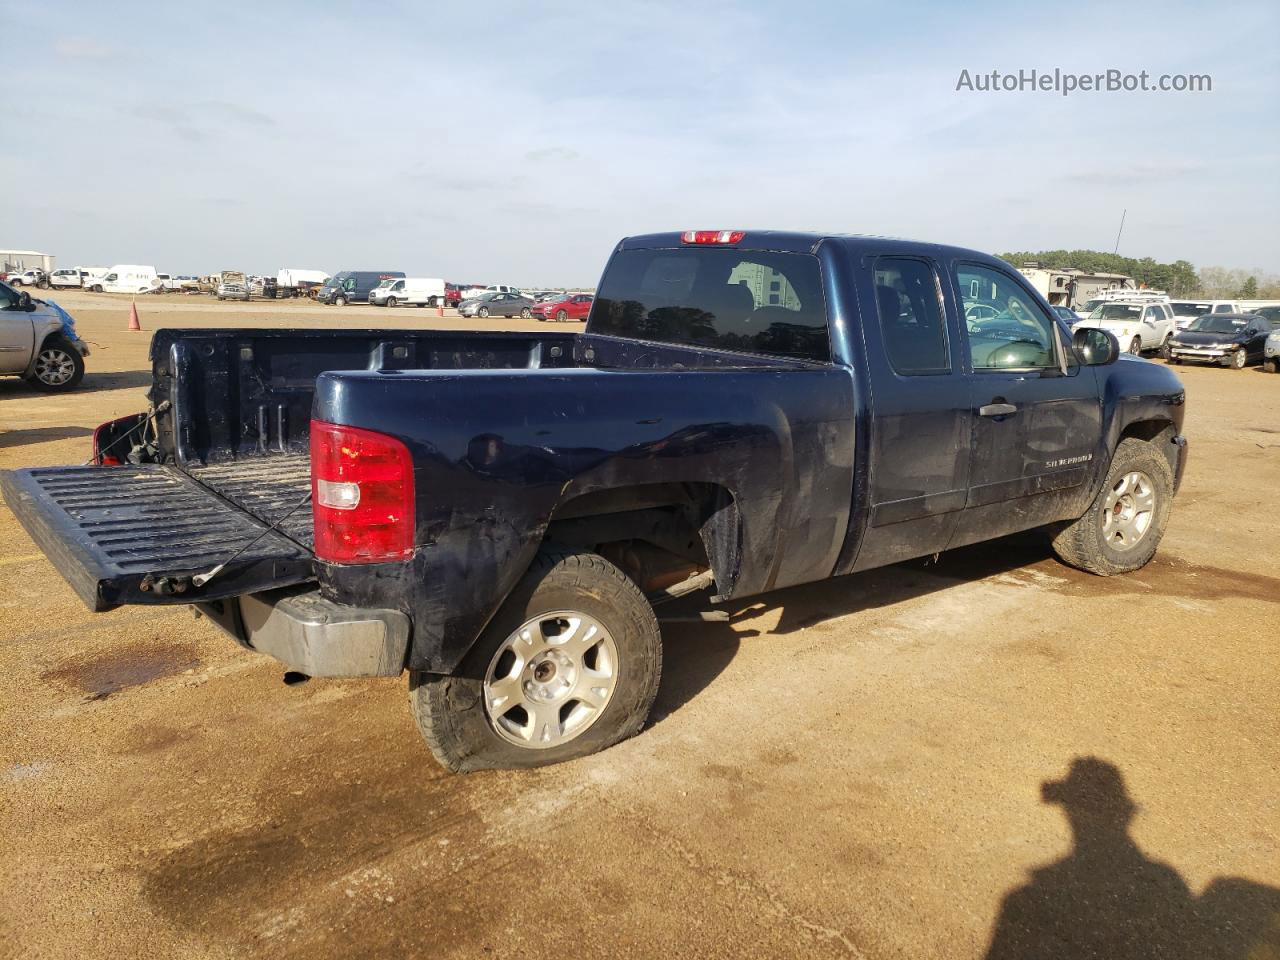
(1075, 299, 1176, 356)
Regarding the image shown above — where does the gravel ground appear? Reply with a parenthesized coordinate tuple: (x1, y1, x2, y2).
(1, 291, 1277, 959)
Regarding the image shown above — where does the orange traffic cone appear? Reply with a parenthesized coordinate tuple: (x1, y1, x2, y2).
(437, 299, 445, 318)
(128, 300, 141, 331)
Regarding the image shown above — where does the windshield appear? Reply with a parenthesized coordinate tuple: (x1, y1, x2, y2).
(1079, 299, 1104, 313)
(1170, 302, 1210, 318)
(376, 279, 396, 289)
(591, 247, 830, 362)
(1089, 304, 1143, 321)
(1186, 316, 1246, 334)
(476, 292, 499, 300)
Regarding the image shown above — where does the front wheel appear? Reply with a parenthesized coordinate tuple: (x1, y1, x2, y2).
(1264, 358, 1279, 374)
(333, 295, 347, 307)
(556, 309, 568, 321)
(478, 306, 489, 318)
(1050, 437, 1173, 576)
(1230, 347, 1247, 370)
(26, 339, 85, 391)
(386, 297, 397, 308)
(409, 549, 662, 772)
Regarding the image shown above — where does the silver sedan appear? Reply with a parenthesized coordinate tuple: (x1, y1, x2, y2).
(459, 292, 536, 319)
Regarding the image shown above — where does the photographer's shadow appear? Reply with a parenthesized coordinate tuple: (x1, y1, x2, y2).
(986, 757, 1279, 959)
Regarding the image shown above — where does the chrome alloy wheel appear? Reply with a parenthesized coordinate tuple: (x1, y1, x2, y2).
(483, 611, 619, 749)
(34, 348, 75, 386)
(1102, 470, 1155, 551)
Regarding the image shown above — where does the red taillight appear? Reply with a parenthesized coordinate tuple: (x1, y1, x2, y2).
(681, 230, 745, 245)
(92, 415, 135, 466)
(310, 422, 415, 565)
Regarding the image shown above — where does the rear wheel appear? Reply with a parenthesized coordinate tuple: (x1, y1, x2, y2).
(1050, 438, 1173, 576)
(428, 296, 439, 307)
(520, 307, 532, 319)
(1128, 336, 1142, 356)
(409, 549, 662, 772)
(26, 338, 85, 392)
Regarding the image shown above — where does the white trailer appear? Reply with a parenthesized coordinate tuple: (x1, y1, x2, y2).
(276, 268, 329, 298)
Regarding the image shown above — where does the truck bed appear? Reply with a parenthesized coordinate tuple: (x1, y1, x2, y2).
(187, 455, 313, 547)
(4, 326, 826, 617)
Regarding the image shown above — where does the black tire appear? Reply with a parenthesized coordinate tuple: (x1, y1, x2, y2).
(556, 309, 568, 321)
(520, 307, 532, 319)
(334, 295, 347, 307)
(478, 307, 489, 318)
(1050, 437, 1174, 576)
(1168, 356, 1181, 365)
(386, 297, 398, 308)
(1159, 333, 1172, 360)
(1128, 336, 1142, 356)
(26, 337, 85, 392)
(1264, 358, 1279, 374)
(1230, 347, 1247, 370)
(409, 548, 662, 773)
(428, 296, 439, 307)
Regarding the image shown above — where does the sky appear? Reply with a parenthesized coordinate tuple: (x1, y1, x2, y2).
(4, 0, 1278, 286)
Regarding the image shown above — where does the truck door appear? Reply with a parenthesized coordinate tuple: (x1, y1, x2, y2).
(0, 284, 35, 373)
(850, 255, 972, 571)
(948, 261, 1104, 548)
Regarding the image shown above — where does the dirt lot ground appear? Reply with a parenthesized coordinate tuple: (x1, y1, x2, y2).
(2, 291, 1277, 959)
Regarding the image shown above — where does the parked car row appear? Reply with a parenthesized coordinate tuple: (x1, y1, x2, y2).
(1069, 293, 1280, 371)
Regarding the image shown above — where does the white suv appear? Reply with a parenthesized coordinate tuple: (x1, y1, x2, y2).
(1076, 299, 1175, 356)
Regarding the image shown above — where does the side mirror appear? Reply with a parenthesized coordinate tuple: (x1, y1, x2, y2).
(17, 291, 32, 310)
(1073, 327, 1119, 366)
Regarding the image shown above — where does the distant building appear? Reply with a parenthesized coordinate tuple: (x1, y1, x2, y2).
(729, 261, 801, 309)
(0, 249, 56, 273)
(1018, 264, 1134, 308)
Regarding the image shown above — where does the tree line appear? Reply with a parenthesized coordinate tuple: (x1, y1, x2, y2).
(997, 250, 1280, 299)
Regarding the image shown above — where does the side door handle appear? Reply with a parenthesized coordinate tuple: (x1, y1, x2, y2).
(979, 402, 1018, 417)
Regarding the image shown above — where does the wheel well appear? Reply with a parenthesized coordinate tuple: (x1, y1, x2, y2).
(1118, 419, 1177, 474)
(543, 483, 739, 597)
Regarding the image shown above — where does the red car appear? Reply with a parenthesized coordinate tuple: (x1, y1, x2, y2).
(534, 293, 593, 321)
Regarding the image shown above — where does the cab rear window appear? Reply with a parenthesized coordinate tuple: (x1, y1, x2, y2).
(589, 248, 830, 362)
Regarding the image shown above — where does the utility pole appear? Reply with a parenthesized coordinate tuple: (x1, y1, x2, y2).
(1113, 208, 1127, 255)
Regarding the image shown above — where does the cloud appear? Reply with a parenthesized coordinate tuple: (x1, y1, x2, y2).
(1059, 164, 1206, 187)
(53, 37, 119, 59)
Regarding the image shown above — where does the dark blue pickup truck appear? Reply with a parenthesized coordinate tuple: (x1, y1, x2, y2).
(1, 231, 1187, 771)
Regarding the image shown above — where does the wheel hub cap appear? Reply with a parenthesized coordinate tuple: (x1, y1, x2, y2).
(483, 611, 619, 749)
(1101, 470, 1155, 551)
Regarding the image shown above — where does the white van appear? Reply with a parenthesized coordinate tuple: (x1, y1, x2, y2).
(370, 277, 449, 307)
(86, 265, 158, 294)
(1169, 300, 1242, 330)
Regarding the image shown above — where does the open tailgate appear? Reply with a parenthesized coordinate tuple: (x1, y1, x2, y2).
(1, 465, 314, 611)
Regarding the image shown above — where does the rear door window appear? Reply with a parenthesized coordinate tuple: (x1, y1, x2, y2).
(872, 258, 950, 375)
(590, 247, 829, 361)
